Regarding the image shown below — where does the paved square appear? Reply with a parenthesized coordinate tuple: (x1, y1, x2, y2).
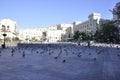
(0, 43, 120, 80)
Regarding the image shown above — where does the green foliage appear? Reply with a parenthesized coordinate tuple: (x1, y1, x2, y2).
(31, 37, 38, 42)
(25, 38, 29, 41)
(12, 37, 19, 41)
(5, 37, 11, 42)
(73, 31, 80, 41)
(73, 31, 93, 42)
(94, 21, 119, 43)
(85, 34, 93, 40)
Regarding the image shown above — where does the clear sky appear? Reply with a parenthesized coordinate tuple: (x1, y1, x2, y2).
(0, 0, 119, 29)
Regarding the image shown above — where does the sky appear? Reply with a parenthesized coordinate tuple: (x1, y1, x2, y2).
(0, 0, 119, 29)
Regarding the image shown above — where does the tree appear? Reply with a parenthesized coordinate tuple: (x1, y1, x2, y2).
(25, 38, 29, 41)
(79, 32, 86, 41)
(73, 31, 80, 41)
(85, 33, 93, 41)
(31, 37, 38, 42)
(12, 37, 19, 42)
(95, 21, 119, 43)
(5, 37, 11, 42)
(73, 31, 92, 41)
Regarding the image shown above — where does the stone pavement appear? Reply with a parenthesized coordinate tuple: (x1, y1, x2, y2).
(0, 45, 119, 80)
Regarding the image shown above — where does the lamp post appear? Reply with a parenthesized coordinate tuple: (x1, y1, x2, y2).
(2, 25, 7, 48)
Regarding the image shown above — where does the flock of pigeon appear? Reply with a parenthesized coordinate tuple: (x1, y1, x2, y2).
(0, 43, 119, 63)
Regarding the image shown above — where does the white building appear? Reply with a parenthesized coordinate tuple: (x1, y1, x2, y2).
(73, 13, 101, 34)
(0, 19, 18, 39)
(57, 24, 73, 41)
(19, 24, 73, 42)
(19, 12, 111, 43)
(47, 30, 64, 42)
(19, 28, 42, 41)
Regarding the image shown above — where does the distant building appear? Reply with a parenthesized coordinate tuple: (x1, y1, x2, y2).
(19, 24, 73, 42)
(0, 19, 18, 39)
(19, 28, 42, 41)
(47, 30, 64, 42)
(19, 13, 110, 43)
(1, 12, 114, 43)
(57, 24, 73, 41)
(73, 13, 101, 34)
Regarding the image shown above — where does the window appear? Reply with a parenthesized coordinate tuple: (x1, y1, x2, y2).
(90, 23, 92, 26)
(7, 26, 9, 29)
(2, 25, 5, 30)
(87, 25, 89, 27)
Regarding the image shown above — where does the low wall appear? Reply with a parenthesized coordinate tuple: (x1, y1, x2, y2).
(17, 42, 76, 48)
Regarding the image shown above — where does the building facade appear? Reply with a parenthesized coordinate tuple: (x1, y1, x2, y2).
(19, 24, 73, 42)
(46, 30, 64, 42)
(1, 12, 113, 43)
(57, 24, 73, 41)
(73, 13, 101, 34)
(19, 28, 43, 42)
(19, 13, 108, 43)
(0, 19, 18, 39)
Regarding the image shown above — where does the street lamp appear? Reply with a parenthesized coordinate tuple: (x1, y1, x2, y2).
(2, 25, 7, 48)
